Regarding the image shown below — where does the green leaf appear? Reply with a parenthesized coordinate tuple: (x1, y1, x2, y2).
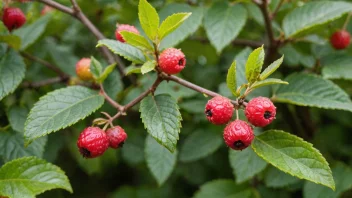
(251, 130, 335, 190)
(97, 39, 146, 64)
(139, 94, 182, 152)
(260, 56, 284, 80)
(264, 166, 300, 188)
(0, 34, 21, 49)
(204, 3, 247, 53)
(251, 78, 288, 90)
(180, 130, 222, 163)
(13, 14, 52, 50)
(138, 0, 159, 41)
(245, 46, 264, 84)
(0, 49, 26, 101)
(24, 86, 105, 145)
(90, 56, 103, 79)
(235, 47, 252, 87)
(0, 156, 72, 198)
(120, 31, 153, 51)
(141, 60, 156, 74)
(0, 130, 47, 162)
(158, 13, 192, 41)
(229, 147, 267, 184)
(321, 54, 352, 80)
(125, 65, 142, 75)
(103, 70, 123, 99)
(282, 1, 352, 38)
(273, 73, 352, 112)
(97, 63, 116, 83)
(7, 106, 28, 133)
(226, 61, 237, 97)
(303, 163, 352, 198)
(193, 179, 257, 198)
(145, 135, 177, 186)
(159, 4, 204, 49)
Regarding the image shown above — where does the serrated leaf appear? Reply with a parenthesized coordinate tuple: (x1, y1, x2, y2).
(251, 78, 288, 90)
(0, 34, 21, 49)
(235, 47, 252, 87)
(273, 73, 352, 112)
(303, 163, 352, 198)
(282, 1, 352, 38)
(158, 13, 192, 40)
(7, 106, 28, 133)
(204, 3, 247, 53)
(90, 56, 103, 79)
(264, 166, 300, 188)
(159, 4, 204, 49)
(145, 135, 177, 186)
(0, 156, 72, 198)
(24, 86, 105, 145)
(260, 56, 284, 80)
(245, 46, 264, 84)
(139, 94, 182, 152)
(138, 0, 159, 41)
(193, 179, 257, 198)
(229, 147, 267, 184)
(13, 14, 52, 50)
(321, 54, 352, 80)
(141, 60, 156, 74)
(120, 31, 153, 51)
(226, 61, 237, 97)
(180, 130, 222, 163)
(97, 63, 116, 83)
(97, 39, 145, 64)
(125, 65, 141, 75)
(0, 49, 26, 101)
(251, 130, 335, 190)
(0, 130, 47, 162)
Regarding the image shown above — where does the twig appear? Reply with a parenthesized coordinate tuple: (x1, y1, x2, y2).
(99, 84, 124, 111)
(255, 0, 275, 46)
(270, 0, 285, 20)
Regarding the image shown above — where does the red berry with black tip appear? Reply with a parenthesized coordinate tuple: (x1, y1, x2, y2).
(106, 126, 128, 149)
(158, 48, 186, 75)
(205, 96, 234, 125)
(223, 120, 254, 150)
(2, 7, 26, 31)
(330, 30, 350, 50)
(245, 97, 276, 127)
(115, 24, 140, 42)
(77, 127, 109, 158)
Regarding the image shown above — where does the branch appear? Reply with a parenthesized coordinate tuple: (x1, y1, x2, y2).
(255, 0, 275, 46)
(99, 84, 124, 111)
(270, 0, 284, 20)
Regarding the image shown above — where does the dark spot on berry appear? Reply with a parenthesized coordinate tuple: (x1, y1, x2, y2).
(79, 147, 91, 158)
(264, 111, 271, 119)
(234, 140, 244, 149)
(178, 58, 185, 66)
(205, 109, 212, 117)
(118, 141, 125, 148)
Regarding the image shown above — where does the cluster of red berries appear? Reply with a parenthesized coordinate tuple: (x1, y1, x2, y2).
(205, 96, 276, 150)
(2, 7, 26, 31)
(330, 30, 350, 50)
(77, 126, 127, 158)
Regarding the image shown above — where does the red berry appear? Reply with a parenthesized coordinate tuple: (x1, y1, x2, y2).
(205, 96, 234, 125)
(76, 58, 93, 81)
(330, 30, 350, 50)
(223, 120, 254, 150)
(2, 7, 26, 31)
(115, 24, 140, 42)
(158, 48, 186, 75)
(245, 97, 276, 127)
(77, 127, 109, 158)
(106, 126, 128, 149)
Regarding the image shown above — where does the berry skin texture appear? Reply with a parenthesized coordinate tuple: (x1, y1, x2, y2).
(224, 120, 254, 150)
(245, 97, 276, 127)
(158, 48, 186, 75)
(2, 7, 26, 31)
(205, 96, 234, 125)
(330, 30, 350, 50)
(106, 126, 128, 148)
(77, 127, 110, 158)
(76, 58, 93, 81)
(115, 24, 140, 42)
